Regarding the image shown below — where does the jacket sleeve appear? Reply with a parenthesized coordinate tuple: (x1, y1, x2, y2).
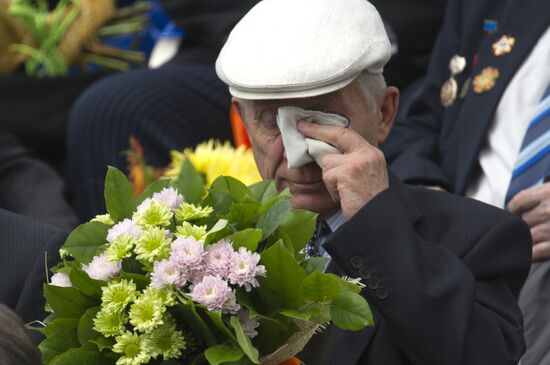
(324, 187, 531, 365)
(382, 0, 462, 190)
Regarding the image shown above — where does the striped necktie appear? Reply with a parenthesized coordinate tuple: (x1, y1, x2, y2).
(505, 84, 550, 205)
(303, 219, 331, 258)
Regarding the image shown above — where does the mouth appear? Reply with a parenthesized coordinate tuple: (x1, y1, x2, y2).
(282, 179, 325, 192)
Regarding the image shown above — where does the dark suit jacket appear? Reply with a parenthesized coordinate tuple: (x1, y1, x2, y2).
(382, 0, 550, 194)
(299, 174, 531, 365)
(0, 209, 67, 325)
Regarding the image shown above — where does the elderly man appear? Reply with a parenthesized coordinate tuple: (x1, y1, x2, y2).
(215, 0, 531, 364)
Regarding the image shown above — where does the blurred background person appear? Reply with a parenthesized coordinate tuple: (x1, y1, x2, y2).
(382, 0, 550, 363)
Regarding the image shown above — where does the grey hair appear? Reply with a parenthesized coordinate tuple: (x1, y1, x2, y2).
(355, 70, 386, 112)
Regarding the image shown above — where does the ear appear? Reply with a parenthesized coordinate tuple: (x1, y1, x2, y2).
(377, 86, 399, 144)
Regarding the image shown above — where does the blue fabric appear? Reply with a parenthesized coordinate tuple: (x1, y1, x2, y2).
(506, 84, 550, 204)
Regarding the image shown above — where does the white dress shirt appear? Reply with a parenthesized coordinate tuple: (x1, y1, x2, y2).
(467, 28, 550, 208)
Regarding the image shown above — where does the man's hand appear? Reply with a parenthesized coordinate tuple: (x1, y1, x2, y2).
(297, 121, 389, 220)
(508, 183, 550, 261)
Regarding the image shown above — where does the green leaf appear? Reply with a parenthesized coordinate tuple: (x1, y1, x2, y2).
(119, 273, 148, 291)
(78, 307, 101, 346)
(90, 336, 115, 352)
(226, 229, 263, 251)
(280, 305, 323, 321)
(229, 316, 259, 364)
(61, 222, 109, 263)
(40, 319, 80, 364)
(330, 291, 373, 331)
(256, 200, 292, 240)
(211, 176, 254, 203)
(257, 241, 306, 309)
(325, 273, 361, 294)
(205, 219, 231, 244)
(104, 166, 136, 222)
(226, 203, 261, 228)
(69, 268, 105, 298)
(173, 159, 205, 204)
(204, 344, 244, 365)
(302, 271, 340, 302)
(205, 311, 237, 343)
(301, 257, 331, 275)
(207, 190, 233, 217)
(49, 346, 115, 365)
(44, 285, 97, 318)
(137, 179, 171, 204)
(174, 300, 217, 346)
(277, 210, 318, 255)
(248, 181, 278, 204)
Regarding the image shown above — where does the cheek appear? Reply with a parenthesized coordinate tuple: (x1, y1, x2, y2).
(249, 130, 285, 180)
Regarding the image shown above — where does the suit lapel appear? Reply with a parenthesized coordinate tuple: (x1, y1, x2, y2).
(322, 173, 420, 364)
(455, 3, 550, 194)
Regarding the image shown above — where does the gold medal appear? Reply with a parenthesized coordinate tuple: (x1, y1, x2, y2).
(440, 55, 466, 107)
(441, 78, 458, 107)
(473, 67, 499, 93)
(492, 35, 515, 56)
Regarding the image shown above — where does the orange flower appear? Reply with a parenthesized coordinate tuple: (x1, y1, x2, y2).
(279, 357, 301, 365)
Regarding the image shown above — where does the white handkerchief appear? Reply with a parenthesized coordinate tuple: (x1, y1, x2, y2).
(276, 106, 349, 168)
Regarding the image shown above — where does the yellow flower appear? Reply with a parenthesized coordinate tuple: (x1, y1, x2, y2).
(176, 222, 207, 242)
(163, 140, 261, 186)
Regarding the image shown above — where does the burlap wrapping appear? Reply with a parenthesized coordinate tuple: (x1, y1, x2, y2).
(0, 0, 115, 74)
(259, 319, 324, 365)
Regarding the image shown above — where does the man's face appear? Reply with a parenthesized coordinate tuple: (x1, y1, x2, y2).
(239, 80, 385, 217)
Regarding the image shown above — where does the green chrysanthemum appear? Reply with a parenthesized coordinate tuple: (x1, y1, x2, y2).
(135, 201, 173, 228)
(58, 248, 70, 259)
(142, 287, 176, 307)
(135, 227, 172, 263)
(105, 234, 135, 262)
(174, 203, 213, 222)
(113, 331, 150, 365)
(143, 321, 186, 360)
(176, 222, 207, 241)
(129, 296, 165, 333)
(102, 279, 138, 313)
(93, 308, 128, 337)
(91, 213, 115, 225)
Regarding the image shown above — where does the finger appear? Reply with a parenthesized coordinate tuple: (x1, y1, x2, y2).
(508, 184, 545, 214)
(321, 153, 349, 170)
(533, 242, 550, 262)
(297, 120, 368, 153)
(521, 205, 550, 227)
(322, 167, 341, 203)
(530, 223, 550, 243)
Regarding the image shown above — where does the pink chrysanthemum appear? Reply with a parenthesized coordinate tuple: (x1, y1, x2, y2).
(204, 240, 235, 278)
(82, 252, 121, 281)
(228, 247, 266, 291)
(50, 272, 72, 287)
(170, 236, 205, 271)
(152, 187, 184, 210)
(190, 275, 232, 311)
(151, 259, 187, 289)
(238, 310, 260, 338)
(107, 218, 143, 243)
(223, 290, 241, 314)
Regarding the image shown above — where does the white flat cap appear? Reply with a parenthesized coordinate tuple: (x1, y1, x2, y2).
(216, 0, 391, 100)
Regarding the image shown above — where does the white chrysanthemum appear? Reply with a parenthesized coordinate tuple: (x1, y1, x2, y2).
(50, 272, 72, 287)
(152, 187, 184, 210)
(107, 219, 143, 243)
(204, 240, 234, 278)
(82, 252, 122, 281)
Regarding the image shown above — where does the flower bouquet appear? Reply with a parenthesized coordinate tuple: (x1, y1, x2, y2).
(39, 161, 373, 365)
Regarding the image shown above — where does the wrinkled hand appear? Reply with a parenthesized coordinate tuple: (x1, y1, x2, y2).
(298, 121, 389, 220)
(508, 183, 550, 262)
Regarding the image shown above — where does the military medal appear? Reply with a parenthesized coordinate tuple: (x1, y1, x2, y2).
(492, 35, 515, 56)
(473, 67, 499, 93)
(459, 77, 471, 99)
(440, 55, 466, 107)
